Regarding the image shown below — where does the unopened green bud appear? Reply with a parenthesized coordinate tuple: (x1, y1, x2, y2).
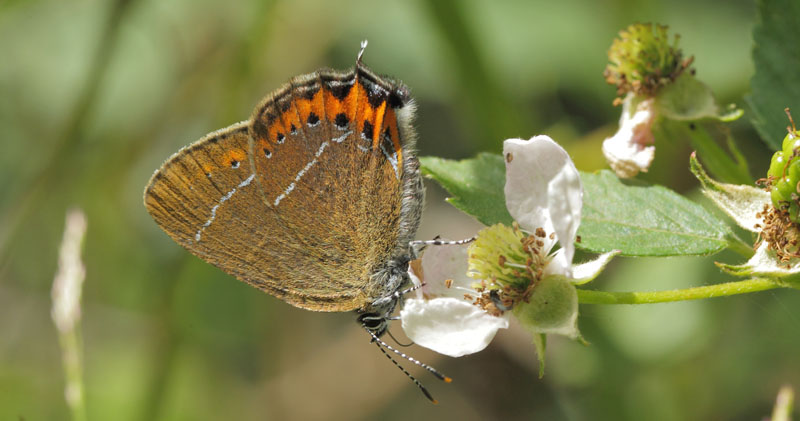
(604, 23, 691, 105)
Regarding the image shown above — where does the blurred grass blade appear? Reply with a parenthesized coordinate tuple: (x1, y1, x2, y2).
(51, 209, 88, 421)
(770, 384, 794, 421)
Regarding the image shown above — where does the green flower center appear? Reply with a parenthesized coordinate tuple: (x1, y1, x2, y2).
(466, 223, 552, 315)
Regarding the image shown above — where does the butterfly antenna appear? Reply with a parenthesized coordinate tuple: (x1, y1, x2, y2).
(365, 326, 452, 384)
(357, 40, 368, 66)
(370, 338, 438, 404)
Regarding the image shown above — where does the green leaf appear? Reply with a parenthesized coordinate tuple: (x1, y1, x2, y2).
(656, 74, 743, 122)
(746, 0, 800, 150)
(419, 154, 512, 226)
(578, 170, 732, 256)
(421, 155, 731, 257)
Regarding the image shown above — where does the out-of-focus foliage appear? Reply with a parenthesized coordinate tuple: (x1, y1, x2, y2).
(747, 0, 800, 150)
(1, 0, 796, 420)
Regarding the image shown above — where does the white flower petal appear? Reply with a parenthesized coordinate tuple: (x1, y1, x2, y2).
(571, 250, 620, 285)
(504, 136, 582, 269)
(400, 297, 509, 357)
(408, 243, 471, 299)
(547, 158, 583, 270)
(602, 96, 656, 178)
(542, 248, 570, 278)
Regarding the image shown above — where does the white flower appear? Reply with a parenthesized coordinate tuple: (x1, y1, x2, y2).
(401, 136, 616, 357)
(602, 95, 657, 178)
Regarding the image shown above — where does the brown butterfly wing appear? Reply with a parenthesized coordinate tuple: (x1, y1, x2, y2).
(144, 122, 305, 302)
(144, 66, 417, 312)
(247, 67, 414, 309)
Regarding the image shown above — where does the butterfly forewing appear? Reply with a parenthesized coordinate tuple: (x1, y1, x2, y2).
(247, 68, 409, 310)
(144, 122, 306, 300)
(145, 65, 414, 313)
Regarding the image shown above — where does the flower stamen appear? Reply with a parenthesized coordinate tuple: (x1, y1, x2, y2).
(467, 223, 555, 315)
(758, 203, 800, 265)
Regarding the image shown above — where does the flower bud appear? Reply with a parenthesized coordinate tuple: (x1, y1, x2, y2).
(604, 23, 691, 105)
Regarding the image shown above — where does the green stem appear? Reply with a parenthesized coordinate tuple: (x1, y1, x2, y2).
(726, 233, 755, 259)
(680, 122, 751, 185)
(577, 277, 786, 304)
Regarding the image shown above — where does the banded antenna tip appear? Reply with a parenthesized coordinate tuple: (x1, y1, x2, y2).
(357, 40, 368, 64)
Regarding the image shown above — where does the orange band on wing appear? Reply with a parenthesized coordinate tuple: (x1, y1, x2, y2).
(383, 107, 403, 165)
(372, 101, 387, 148)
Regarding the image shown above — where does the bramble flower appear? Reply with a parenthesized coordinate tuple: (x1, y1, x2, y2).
(401, 136, 616, 360)
(602, 23, 741, 178)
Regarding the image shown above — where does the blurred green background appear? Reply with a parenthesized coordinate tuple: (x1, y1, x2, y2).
(2, 0, 797, 419)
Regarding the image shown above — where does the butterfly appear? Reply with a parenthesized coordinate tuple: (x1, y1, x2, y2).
(143, 42, 450, 402)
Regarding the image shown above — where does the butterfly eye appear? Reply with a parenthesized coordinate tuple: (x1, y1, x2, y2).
(358, 313, 385, 331)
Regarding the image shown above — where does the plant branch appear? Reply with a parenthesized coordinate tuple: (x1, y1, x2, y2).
(577, 277, 789, 304)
